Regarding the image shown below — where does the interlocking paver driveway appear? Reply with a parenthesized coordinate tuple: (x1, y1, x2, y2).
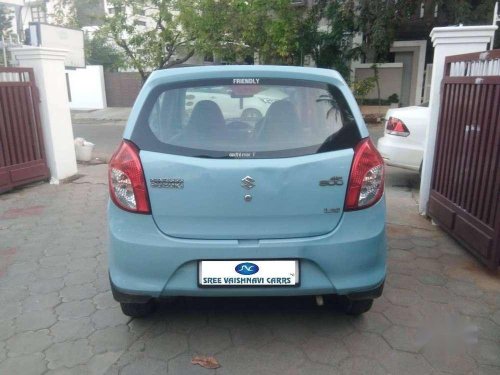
(1, 164, 499, 375)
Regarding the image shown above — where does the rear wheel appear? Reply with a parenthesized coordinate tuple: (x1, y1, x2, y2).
(338, 297, 373, 315)
(241, 108, 262, 121)
(120, 301, 155, 318)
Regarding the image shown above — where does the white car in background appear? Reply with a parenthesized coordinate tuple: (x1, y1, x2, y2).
(377, 103, 430, 174)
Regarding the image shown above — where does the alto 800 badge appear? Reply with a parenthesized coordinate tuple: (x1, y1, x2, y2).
(150, 178, 184, 189)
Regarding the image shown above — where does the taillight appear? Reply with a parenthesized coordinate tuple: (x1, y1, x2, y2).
(345, 138, 384, 211)
(386, 117, 410, 136)
(108, 141, 151, 214)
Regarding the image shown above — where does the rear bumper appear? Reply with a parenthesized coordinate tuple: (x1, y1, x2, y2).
(108, 197, 386, 300)
(377, 136, 422, 171)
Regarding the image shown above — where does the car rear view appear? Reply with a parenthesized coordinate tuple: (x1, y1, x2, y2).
(108, 66, 386, 317)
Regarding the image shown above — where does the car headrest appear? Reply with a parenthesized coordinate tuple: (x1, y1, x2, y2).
(187, 100, 225, 138)
(259, 100, 300, 140)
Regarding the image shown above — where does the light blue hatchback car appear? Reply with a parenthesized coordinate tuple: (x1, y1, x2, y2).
(108, 66, 386, 317)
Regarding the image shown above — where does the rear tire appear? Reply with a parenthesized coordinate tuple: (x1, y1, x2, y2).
(338, 297, 373, 315)
(241, 108, 262, 121)
(120, 301, 155, 318)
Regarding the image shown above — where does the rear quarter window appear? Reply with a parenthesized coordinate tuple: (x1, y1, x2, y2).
(131, 78, 361, 158)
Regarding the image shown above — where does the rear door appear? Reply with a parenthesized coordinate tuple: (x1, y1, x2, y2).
(132, 78, 361, 240)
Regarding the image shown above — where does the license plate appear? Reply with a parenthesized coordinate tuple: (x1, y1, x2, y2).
(199, 260, 299, 287)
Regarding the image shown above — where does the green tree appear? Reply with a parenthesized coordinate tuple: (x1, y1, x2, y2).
(432, 0, 499, 48)
(240, 0, 302, 64)
(0, 4, 12, 66)
(101, 0, 196, 82)
(85, 33, 125, 71)
(354, 0, 420, 63)
(181, 0, 302, 65)
(0, 4, 12, 34)
(299, 0, 361, 79)
(51, 0, 103, 27)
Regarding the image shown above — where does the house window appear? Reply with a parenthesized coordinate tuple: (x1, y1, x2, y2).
(419, 2, 425, 18)
(434, 4, 438, 18)
(134, 20, 146, 27)
(30, 4, 47, 23)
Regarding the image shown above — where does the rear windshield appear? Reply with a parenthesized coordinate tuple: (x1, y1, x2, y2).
(131, 78, 361, 158)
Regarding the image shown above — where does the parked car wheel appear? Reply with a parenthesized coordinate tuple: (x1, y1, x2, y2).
(338, 297, 373, 315)
(120, 301, 155, 318)
(241, 108, 262, 121)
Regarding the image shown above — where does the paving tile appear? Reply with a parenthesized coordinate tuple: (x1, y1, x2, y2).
(385, 287, 422, 307)
(0, 302, 22, 321)
(168, 353, 217, 375)
(89, 325, 134, 354)
(417, 271, 448, 286)
(230, 322, 275, 348)
(382, 325, 424, 353)
(351, 311, 391, 334)
(22, 292, 61, 312)
(343, 332, 391, 359)
(88, 351, 123, 375)
(92, 306, 130, 329)
(302, 336, 349, 366)
(0, 319, 15, 341)
(59, 283, 97, 302)
(119, 357, 168, 375)
(422, 341, 476, 374)
(383, 305, 424, 328)
(386, 274, 419, 291)
(28, 278, 65, 295)
(6, 329, 53, 357)
(188, 326, 231, 355)
(306, 313, 355, 340)
(45, 339, 93, 370)
(475, 365, 500, 375)
(15, 310, 57, 332)
(492, 310, 500, 325)
(0, 352, 47, 375)
(338, 357, 386, 375)
(388, 239, 414, 250)
(93, 291, 118, 310)
(411, 238, 438, 248)
(49, 317, 94, 343)
(55, 300, 96, 320)
(467, 339, 500, 367)
(270, 315, 314, 343)
(257, 340, 306, 372)
(471, 317, 500, 342)
(216, 344, 304, 375)
(290, 361, 340, 375)
(380, 351, 434, 375)
(447, 280, 484, 299)
(142, 331, 188, 360)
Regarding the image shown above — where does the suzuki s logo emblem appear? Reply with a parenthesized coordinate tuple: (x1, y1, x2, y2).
(241, 176, 255, 190)
(235, 262, 259, 275)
